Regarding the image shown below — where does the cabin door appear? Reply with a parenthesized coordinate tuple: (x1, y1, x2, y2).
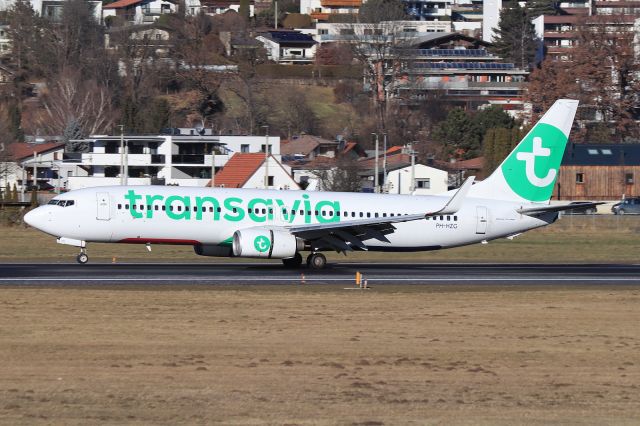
(96, 192, 111, 221)
(476, 206, 488, 234)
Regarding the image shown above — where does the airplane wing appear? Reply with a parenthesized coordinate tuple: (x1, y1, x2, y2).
(287, 177, 475, 252)
(517, 202, 604, 215)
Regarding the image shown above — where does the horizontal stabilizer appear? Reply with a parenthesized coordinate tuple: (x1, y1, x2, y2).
(517, 202, 604, 215)
(427, 176, 475, 216)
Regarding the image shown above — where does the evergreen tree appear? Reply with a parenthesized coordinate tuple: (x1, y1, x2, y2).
(63, 118, 86, 152)
(490, 2, 538, 69)
(526, 0, 557, 19)
(2, 183, 9, 201)
(482, 128, 497, 174)
(11, 183, 18, 201)
(433, 108, 480, 159)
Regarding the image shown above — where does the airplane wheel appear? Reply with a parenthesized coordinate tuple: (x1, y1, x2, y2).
(76, 253, 89, 264)
(307, 253, 327, 270)
(282, 252, 303, 268)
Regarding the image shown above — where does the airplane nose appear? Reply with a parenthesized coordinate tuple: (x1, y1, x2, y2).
(24, 207, 47, 230)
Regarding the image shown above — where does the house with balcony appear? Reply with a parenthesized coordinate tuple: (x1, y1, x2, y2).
(300, 0, 361, 23)
(103, 0, 177, 25)
(389, 32, 528, 113)
(200, 0, 254, 16)
(66, 132, 281, 190)
(256, 31, 317, 64)
(2, 141, 88, 198)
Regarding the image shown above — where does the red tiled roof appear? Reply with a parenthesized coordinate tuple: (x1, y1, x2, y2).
(451, 156, 483, 170)
(281, 135, 323, 156)
(386, 146, 403, 155)
(207, 153, 265, 188)
(104, 0, 143, 9)
(8, 142, 65, 161)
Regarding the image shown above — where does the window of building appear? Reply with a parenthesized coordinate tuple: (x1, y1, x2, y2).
(267, 176, 274, 186)
(576, 172, 585, 183)
(625, 173, 634, 184)
(415, 178, 431, 189)
(241, 144, 250, 153)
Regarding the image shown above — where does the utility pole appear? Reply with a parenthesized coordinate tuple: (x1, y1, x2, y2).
(32, 151, 37, 190)
(372, 133, 379, 193)
(409, 142, 416, 193)
(119, 125, 124, 185)
(263, 126, 269, 189)
(274, 1, 278, 29)
(382, 133, 387, 191)
(210, 144, 216, 188)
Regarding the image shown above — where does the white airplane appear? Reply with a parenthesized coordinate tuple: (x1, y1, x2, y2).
(25, 99, 598, 269)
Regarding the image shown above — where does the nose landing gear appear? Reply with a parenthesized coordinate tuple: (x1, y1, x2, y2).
(76, 248, 89, 264)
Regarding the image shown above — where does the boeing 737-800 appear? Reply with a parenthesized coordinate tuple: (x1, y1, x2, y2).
(24, 99, 597, 269)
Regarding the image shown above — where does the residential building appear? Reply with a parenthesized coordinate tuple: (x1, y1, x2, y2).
(300, 0, 361, 22)
(281, 135, 341, 161)
(391, 32, 528, 113)
(311, 20, 451, 45)
(105, 23, 174, 57)
(103, 0, 177, 25)
(207, 153, 299, 190)
(1, 142, 84, 199)
(553, 144, 640, 200)
(256, 31, 317, 63)
(66, 132, 281, 190)
(358, 149, 448, 195)
(200, 0, 255, 16)
(482, 0, 501, 42)
(0, 0, 103, 22)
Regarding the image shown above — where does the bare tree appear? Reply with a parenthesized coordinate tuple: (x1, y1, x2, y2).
(38, 69, 115, 145)
(350, 0, 408, 134)
(310, 155, 362, 192)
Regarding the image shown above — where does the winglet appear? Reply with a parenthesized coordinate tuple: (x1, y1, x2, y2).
(427, 176, 475, 216)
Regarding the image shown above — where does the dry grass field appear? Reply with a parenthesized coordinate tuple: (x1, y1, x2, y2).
(1, 286, 639, 425)
(1, 215, 639, 264)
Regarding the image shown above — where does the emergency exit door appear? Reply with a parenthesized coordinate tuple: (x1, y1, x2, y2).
(96, 192, 111, 221)
(476, 206, 488, 234)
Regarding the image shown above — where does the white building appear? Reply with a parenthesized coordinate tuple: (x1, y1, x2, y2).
(0, 0, 102, 22)
(66, 132, 281, 190)
(103, 0, 176, 25)
(208, 153, 299, 190)
(482, 0, 502, 42)
(256, 31, 317, 63)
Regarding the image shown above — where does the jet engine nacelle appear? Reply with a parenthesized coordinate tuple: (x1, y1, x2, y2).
(233, 228, 304, 259)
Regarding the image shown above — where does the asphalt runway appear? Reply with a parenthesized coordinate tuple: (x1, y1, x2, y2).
(1, 263, 640, 286)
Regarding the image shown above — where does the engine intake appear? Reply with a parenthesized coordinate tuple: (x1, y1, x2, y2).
(233, 228, 304, 259)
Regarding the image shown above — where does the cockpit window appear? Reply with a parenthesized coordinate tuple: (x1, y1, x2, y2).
(48, 199, 75, 207)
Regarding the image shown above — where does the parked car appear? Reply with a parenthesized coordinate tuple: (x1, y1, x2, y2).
(611, 197, 640, 215)
(564, 201, 598, 215)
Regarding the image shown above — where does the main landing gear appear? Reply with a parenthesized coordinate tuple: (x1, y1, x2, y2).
(281, 252, 328, 269)
(306, 252, 327, 270)
(76, 248, 89, 264)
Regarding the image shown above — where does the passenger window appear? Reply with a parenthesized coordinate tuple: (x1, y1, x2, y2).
(351, 212, 355, 217)
(132, 205, 137, 210)
(315, 211, 319, 216)
(209, 207, 213, 212)
(248, 208, 253, 213)
(322, 211, 326, 217)
(367, 212, 371, 218)
(383, 213, 387, 217)
(359, 212, 363, 217)
(375, 212, 379, 218)
(233, 208, 237, 213)
(440, 215, 443, 220)
(217, 207, 221, 213)
(155, 205, 159, 211)
(454, 216, 457, 221)
(161, 205, 166, 211)
(125, 204, 129, 209)
(447, 216, 450, 221)
(262, 208, 267, 214)
(117, 204, 122, 209)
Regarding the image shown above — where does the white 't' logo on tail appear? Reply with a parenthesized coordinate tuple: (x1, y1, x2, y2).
(515, 137, 556, 187)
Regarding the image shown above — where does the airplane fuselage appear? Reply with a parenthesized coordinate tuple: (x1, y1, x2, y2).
(29, 185, 554, 252)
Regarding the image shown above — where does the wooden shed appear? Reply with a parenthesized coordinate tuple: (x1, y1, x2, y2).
(553, 144, 640, 201)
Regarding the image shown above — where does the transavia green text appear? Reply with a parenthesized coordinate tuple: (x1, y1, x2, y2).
(124, 190, 341, 224)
